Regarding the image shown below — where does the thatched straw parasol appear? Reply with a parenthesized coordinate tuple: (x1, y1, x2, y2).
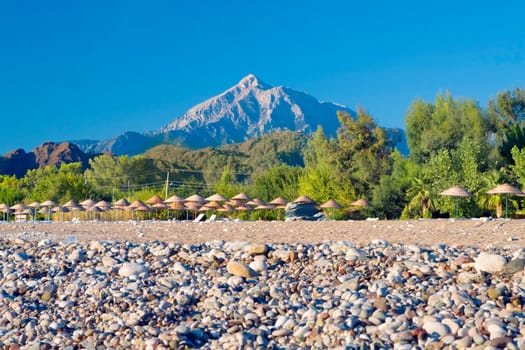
(231, 192, 252, 201)
(95, 200, 111, 210)
(52, 206, 69, 212)
(164, 195, 184, 204)
(41, 200, 57, 220)
(39, 207, 51, 215)
(293, 195, 317, 205)
(198, 201, 223, 215)
(184, 201, 202, 219)
(320, 199, 343, 219)
(11, 203, 28, 212)
(41, 200, 57, 207)
(170, 201, 187, 210)
(487, 183, 524, 218)
(62, 200, 79, 208)
(269, 197, 288, 208)
(87, 205, 103, 220)
(350, 199, 369, 208)
(52, 206, 69, 221)
(80, 199, 96, 208)
(235, 204, 253, 212)
(114, 198, 130, 207)
(145, 194, 164, 205)
(205, 193, 227, 202)
(151, 202, 169, 210)
(246, 198, 266, 207)
(185, 194, 205, 204)
(230, 192, 252, 206)
(217, 203, 235, 213)
(0, 204, 10, 221)
(204, 200, 223, 209)
(129, 200, 147, 209)
(320, 199, 343, 209)
(440, 186, 472, 218)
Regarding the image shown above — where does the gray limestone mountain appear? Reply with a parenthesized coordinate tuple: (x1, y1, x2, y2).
(73, 74, 407, 156)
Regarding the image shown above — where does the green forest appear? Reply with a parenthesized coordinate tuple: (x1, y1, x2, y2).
(2, 88, 525, 220)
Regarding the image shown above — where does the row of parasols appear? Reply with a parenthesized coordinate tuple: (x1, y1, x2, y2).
(0, 193, 369, 222)
(440, 183, 525, 218)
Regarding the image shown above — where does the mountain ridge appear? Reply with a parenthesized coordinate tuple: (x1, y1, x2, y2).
(0, 142, 95, 178)
(74, 74, 398, 156)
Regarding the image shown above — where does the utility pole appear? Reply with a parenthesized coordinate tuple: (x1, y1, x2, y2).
(128, 180, 131, 200)
(165, 171, 170, 199)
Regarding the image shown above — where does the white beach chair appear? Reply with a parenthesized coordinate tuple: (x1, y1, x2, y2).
(193, 213, 205, 222)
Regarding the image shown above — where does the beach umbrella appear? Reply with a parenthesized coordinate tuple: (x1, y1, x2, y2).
(217, 203, 235, 213)
(114, 198, 130, 207)
(293, 195, 317, 205)
(320, 199, 343, 219)
(235, 204, 253, 212)
(170, 201, 187, 210)
(151, 202, 169, 219)
(10, 204, 27, 222)
(198, 201, 223, 217)
(487, 183, 524, 219)
(152, 202, 169, 210)
(52, 206, 69, 221)
(87, 205, 104, 220)
(63, 200, 80, 208)
(185, 194, 205, 204)
(231, 192, 252, 201)
(164, 195, 184, 204)
(185, 194, 205, 219)
(168, 201, 188, 220)
(129, 199, 147, 209)
(40, 200, 57, 221)
(246, 198, 267, 207)
(205, 193, 228, 202)
(95, 200, 111, 210)
(69, 204, 85, 221)
(146, 194, 164, 205)
(320, 199, 343, 209)
(230, 192, 252, 207)
(269, 197, 288, 208)
(350, 199, 369, 208)
(41, 200, 57, 207)
(130, 203, 151, 220)
(11, 203, 28, 212)
(80, 199, 96, 208)
(254, 203, 275, 220)
(28, 202, 41, 221)
(203, 200, 223, 209)
(440, 186, 472, 218)
(0, 204, 11, 221)
(39, 207, 51, 215)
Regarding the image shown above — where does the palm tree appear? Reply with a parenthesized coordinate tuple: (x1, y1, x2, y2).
(405, 177, 435, 218)
(477, 170, 519, 218)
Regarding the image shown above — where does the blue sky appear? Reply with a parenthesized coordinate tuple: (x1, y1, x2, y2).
(1, 1, 525, 154)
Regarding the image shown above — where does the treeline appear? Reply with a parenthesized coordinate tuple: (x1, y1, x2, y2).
(2, 88, 525, 219)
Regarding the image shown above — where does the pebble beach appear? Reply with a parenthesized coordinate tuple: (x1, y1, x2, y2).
(2, 219, 525, 349)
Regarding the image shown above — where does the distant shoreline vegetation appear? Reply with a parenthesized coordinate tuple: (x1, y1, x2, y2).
(2, 89, 525, 220)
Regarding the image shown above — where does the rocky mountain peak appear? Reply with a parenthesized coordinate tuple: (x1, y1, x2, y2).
(237, 74, 271, 90)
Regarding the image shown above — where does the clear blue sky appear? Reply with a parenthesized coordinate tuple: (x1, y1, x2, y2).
(1, 0, 525, 154)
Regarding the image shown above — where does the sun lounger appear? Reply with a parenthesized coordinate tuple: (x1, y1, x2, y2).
(193, 213, 205, 222)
